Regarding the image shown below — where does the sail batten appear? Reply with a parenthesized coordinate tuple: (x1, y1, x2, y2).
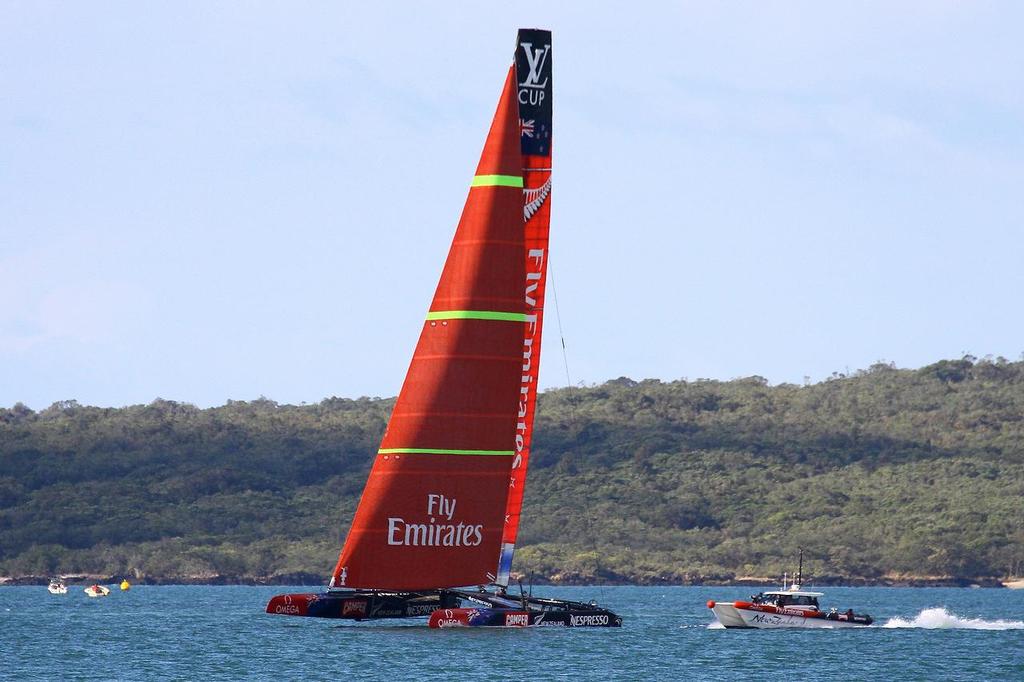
(471, 174, 524, 187)
(426, 310, 530, 322)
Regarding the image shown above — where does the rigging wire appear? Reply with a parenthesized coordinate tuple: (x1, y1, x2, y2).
(547, 261, 607, 604)
(548, 259, 573, 391)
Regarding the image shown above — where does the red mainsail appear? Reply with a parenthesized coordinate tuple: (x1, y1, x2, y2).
(331, 64, 529, 591)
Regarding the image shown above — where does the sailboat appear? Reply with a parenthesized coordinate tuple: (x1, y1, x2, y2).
(266, 28, 620, 628)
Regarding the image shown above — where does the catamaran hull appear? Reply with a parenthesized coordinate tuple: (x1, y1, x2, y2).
(266, 590, 458, 620)
(710, 602, 872, 629)
(428, 606, 622, 628)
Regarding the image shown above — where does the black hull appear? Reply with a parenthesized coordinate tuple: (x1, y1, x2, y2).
(266, 589, 458, 619)
(428, 590, 622, 628)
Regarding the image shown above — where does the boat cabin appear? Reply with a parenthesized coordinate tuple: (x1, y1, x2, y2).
(751, 589, 823, 610)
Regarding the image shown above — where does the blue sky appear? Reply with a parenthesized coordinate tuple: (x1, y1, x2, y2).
(2, 2, 1022, 409)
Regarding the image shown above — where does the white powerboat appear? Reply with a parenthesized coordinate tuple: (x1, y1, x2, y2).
(47, 578, 68, 595)
(84, 584, 110, 598)
(708, 551, 873, 629)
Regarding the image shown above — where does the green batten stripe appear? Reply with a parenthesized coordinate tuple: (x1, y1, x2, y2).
(426, 310, 529, 322)
(471, 174, 523, 188)
(379, 448, 514, 457)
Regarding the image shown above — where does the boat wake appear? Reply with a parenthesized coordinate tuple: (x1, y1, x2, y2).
(883, 608, 1024, 630)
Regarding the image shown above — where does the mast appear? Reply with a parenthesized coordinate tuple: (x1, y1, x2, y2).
(496, 28, 554, 587)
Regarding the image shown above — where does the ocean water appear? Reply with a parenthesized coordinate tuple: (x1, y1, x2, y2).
(2, 585, 1022, 680)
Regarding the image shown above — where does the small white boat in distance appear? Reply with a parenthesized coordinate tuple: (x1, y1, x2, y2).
(47, 578, 68, 595)
(708, 550, 873, 628)
(84, 584, 110, 598)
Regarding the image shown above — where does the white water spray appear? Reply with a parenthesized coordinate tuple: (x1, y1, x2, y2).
(883, 607, 1024, 630)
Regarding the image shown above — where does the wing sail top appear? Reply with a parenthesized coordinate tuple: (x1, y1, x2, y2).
(497, 28, 554, 586)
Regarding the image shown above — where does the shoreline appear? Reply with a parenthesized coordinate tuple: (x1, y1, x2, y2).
(2, 573, 1015, 588)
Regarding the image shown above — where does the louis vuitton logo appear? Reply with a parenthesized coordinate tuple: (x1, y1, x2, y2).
(518, 42, 550, 90)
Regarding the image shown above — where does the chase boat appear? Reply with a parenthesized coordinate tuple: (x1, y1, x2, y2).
(708, 552, 873, 629)
(47, 578, 68, 595)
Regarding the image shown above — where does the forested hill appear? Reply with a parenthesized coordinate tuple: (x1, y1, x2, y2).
(2, 356, 1023, 585)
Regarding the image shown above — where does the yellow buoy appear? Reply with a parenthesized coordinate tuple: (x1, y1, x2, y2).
(120, 579, 131, 591)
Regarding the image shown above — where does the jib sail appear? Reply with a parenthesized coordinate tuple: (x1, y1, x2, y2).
(331, 62, 529, 591)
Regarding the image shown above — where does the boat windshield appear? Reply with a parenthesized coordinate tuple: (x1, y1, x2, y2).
(773, 594, 819, 608)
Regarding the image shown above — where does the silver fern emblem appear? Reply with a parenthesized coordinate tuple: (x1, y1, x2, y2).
(523, 177, 552, 221)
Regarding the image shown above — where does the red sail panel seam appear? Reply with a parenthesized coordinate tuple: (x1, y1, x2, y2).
(410, 354, 521, 362)
(451, 239, 524, 247)
(364, 470, 513, 477)
(389, 411, 515, 418)
(428, 299, 524, 306)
